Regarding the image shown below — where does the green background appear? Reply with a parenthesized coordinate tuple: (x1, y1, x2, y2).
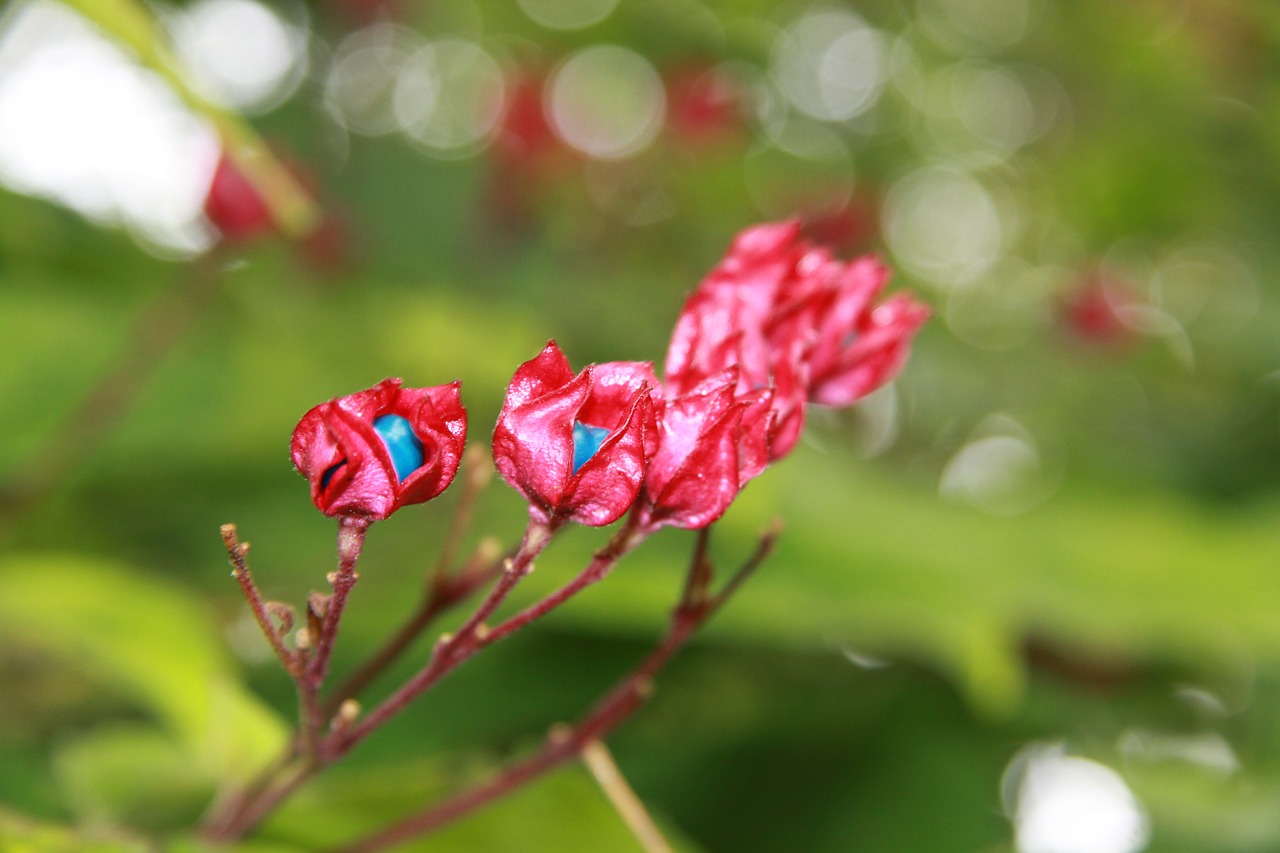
(4, 0, 1280, 850)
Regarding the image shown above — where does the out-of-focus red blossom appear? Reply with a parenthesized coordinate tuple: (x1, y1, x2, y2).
(665, 63, 747, 145)
(801, 191, 881, 255)
(1060, 273, 1140, 349)
(664, 220, 929, 461)
(203, 151, 356, 271)
(484, 71, 575, 235)
(493, 342, 658, 528)
(204, 153, 274, 243)
(494, 72, 560, 164)
(291, 379, 467, 521)
(638, 369, 774, 531)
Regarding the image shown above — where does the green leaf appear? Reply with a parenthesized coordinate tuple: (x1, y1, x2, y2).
(542, 449, 1280, 718)
(0, 555, 287, 784)
(0, 806, 149, 853)
(52, 723, 212, 831)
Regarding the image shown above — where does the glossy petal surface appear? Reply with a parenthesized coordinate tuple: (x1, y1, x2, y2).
(291, 378, 466, 520)
(493, 342, 658, 527)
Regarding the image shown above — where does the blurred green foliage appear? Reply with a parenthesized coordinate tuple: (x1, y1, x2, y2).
(4, 0, 1280, 851)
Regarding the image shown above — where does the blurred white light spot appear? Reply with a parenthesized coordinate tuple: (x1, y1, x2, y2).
(919, 0, 1032, 55)
(885, 167, 1003, 288)
(1003, 743, 1150, 853)
(771, 9, 885, 122)
(170, 0, 309, 114)
(226, 611, 278, 664)
(1153, 242, 1258, 340)
(841, 648, 892, 669)
(0, 1, 218, 255)
(518, 0, 619, 31)
(548, 46, 665, 160)
(940, 414, 1056, 515)
(394, 38, 504, 156)
(1173, 684, 1233, 718)
(1119, 729, 1239, 777)
(1019, 63, 1072, 142)
(1113, 302, 1195, 368)
(952, 62, 1036, 156)
(325, 23, 424, 136)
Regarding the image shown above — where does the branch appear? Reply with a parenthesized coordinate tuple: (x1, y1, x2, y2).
(334, 521, 780, 853)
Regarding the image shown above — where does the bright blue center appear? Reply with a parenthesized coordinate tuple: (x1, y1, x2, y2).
(572, 422, 611, 474)
(374, 414, 425, 482)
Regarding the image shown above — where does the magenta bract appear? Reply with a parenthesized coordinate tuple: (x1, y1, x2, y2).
(204, 154, 274, 243)
(664, 220, 929, 460)
(639, 369, 773, 531)
(291, 378, 467, 520)
(493, 341, 658, 527)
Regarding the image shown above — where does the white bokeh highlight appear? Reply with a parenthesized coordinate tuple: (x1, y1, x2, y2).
(325, 23, 424, 137)
(547, 45, 665, 160)
(885, 167, 1004, 288)
(0, 1, 218, 255)
(394, 38, 505, 156)
(1004, 744, 1151, 853)
(517, 0, 619, 31)
(170, 0, 309, 114)
(770, 9, 885, 122)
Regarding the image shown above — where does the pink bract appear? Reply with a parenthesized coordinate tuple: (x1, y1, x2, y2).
(639, 369, 774, 531)
(492, 341, 658, 528)
(291, 378, 467, 520)
(664, 220, 929, 458)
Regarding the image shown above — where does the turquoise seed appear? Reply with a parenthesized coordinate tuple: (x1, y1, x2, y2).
(373, 414, 425, 482)
(572, 421, 611, 474)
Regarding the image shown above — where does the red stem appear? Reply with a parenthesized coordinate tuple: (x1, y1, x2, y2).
(324, 521, 552, 757)
(335, 608, 698, 853)
(483, 521, 648, 648)
(222, 524, 299, 675)
(333, 521, 779, 853)
(320, 551, 504, 717)
(323, 449, 501, 714)
(309, 518, 370, 687)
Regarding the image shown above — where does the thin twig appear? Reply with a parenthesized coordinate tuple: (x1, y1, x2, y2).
(323, 540, 510, 716)
(582, 739, 673, 853)
(334, 521, 779, 853)
(308, 518, 370, 688)
(324, 520, 555, 760)
(711, 519, 782, 609)
(222, 524, 299, 676)
(480, 520, 649, 648)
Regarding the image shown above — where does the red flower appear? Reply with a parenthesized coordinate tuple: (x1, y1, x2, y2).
(639, 369, 774, 531)
(1060, 272, 1140, 350)
(291, 379, 467, 520)
(665, 62, 747, 146)
(204, 153, 274, 242)
(770, 253, 929, 407)
(493, 342, 658, 527)
(665, 221, 928, 458)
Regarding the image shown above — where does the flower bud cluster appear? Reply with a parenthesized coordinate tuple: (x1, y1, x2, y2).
(290, 222, 927, 530)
